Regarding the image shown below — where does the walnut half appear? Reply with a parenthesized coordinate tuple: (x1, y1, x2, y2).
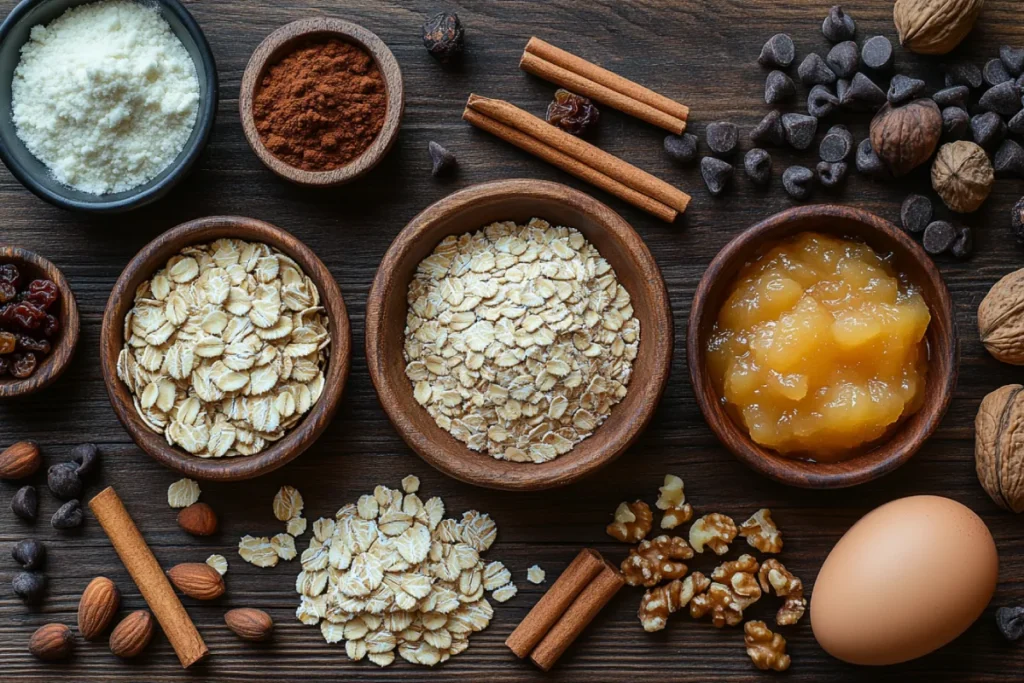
(621, 535, 694, 587)
(656, 474, 693, 529)
(606, 501, 653, 543)
(744, 620, 791, 672)
(690, 554, 762, 628)
(739, 508, 783, 554)
(638, 572, 709, 633)
(689, 513, 737, 555)
(758, 559, 806, 626)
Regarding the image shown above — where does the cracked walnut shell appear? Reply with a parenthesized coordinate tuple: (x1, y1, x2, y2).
(744, 620, 791, 672)
(976, 384, 1024, 513)
(689, 513, 737, 554)
(758, 559, 806, 626)
(606, 501, 652, 543)
(739, 508, 783, 554)
(978, 270, 1024, 366)
(931, 141, 993, 214)
(621, 535, 694, 587)
(638, 572, 709, 633)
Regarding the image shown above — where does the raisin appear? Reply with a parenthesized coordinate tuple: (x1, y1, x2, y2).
(0, 357, 8, 376)
(421, 12, 464, 65)
(25, 280, 58, 311)
(11, 352, 37, 379)
(0, 263, 20, 286)
(0, 282, 15, 304)
(42, 314, 59, 338)
(9, 302, 45, 331)
(16, 335, 50, 354)
(0, 331, 14, 354)
(546, 89, 600, 137)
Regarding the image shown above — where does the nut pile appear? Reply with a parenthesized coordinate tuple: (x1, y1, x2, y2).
(118, 239, 330, 458)
(404, 219, 639, 464)
(292, 476, 514, 667)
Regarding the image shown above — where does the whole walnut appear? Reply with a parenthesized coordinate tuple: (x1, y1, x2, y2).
(893, 0, 984, 55)
(932, 141, 994, 213)
(870, 100, 942, 177)
(978, 269, 1024, 364)
(976, 385, 1024, 513)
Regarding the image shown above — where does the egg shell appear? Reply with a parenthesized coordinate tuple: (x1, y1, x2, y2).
(811, 495, 997, 666)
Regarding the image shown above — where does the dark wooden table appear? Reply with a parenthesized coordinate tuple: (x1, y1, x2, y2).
(1, 0, 1023, 680)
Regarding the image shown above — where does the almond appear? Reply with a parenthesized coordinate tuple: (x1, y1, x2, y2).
(77, 576, 120, 640)
(224, 608, 274, 641)
(167, 562, 225, 600)
(29, 623, 74, 661)
(109, 610, 155, 658)
(177, 502, 218, 536)
(0, 441, 41, 480)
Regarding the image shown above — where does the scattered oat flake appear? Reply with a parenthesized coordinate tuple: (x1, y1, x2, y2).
(286, 516, 307, 537)
(273, 485, 304, 521)
(239, 535, 279, 568)
(206, 554, 228, 575)
(527, 565, 545, 584)
(491, 582, 518, 602)
(272, 532, 297, 560)
(168, 478, 200, 508)
(401, 474, 420, 493)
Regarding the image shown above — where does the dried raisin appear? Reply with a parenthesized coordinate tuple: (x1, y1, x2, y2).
(0, 264, 20, 286)
(0, 332, 14, 354)
(0, 357, 9, 376)
(42, 314, 59, 338)
(10, 352, 37, 379)
(546, 89, 600, 137)
(25, 280, 58, 311)
(8, 302, 45, 331)
(16, 335, 50, 355)
(0, 282, 15, 304)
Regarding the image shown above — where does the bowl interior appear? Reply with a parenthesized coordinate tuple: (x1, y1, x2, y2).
(688, 205, 958, 488)
(368, 180, 673, 491)
(0, 0, 217, 212)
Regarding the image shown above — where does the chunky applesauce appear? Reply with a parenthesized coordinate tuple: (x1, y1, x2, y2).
(706, 232, 930, 459)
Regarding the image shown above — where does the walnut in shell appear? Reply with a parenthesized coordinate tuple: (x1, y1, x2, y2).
(932, 141, 994, 213)
(978, 269, 1024, 365)
(893, 0, 984, 55)
(975, 384, 1024, 513)
(870, 100, 942, 177)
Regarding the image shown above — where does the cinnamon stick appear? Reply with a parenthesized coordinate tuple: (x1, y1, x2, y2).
(467, 94, 690, 215)
(523, 37, 690, 128)
(506, 548, 606, 658)
(529, 561, 626, 671)
(89, 487, 209, 668)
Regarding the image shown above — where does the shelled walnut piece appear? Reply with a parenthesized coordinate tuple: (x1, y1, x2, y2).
(118, 239, 330, 458)
(621, 535, 694, 587)
(656, 474, 693, 529)
(690, 555, 762, 628)
(739, 508, 783, 553)
(606, 501, 653, 543)
(758, 559, 807, 626)
(638, 572, 709, 632)
(744, 620, 791, 671)
(689, 513, 737, 554)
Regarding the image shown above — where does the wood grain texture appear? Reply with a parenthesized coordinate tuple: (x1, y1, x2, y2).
(0, 0, 1023, 681)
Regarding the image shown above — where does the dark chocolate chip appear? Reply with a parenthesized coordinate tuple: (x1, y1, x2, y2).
(888, 74, 926, 106)
(816, 161, 848, 189)
(1013, 197, 1024, 242)
(70, 443, 98, 478)
(997, 606, 1024, 642)
(979, 80, 1022, 117)
(827, 41, 859, 80)
(765, 70, 796, 105)
(758, 33, 796, 69)
(861, 36, 893, 72)
(664, 133, 699, 165)
(995, 139, 1024, 177)
(901, 194, 933, 234)
(705, 122, 739, 157)
(12, 539, 45, 570)
(984, 58, 1013, 88)
(1002, 46, 1024, 77)
(51, 499, 83, 530)
(428, 141, 457, 177)
(856, 137, 887, 177)
(822, 5, 856, 43)
(12, 571, 46, 603)
(751, 110, 785, 147)
(798, 53, 836, 86)
(819, 126, 853, 162)
(1009, 109, 1024, 137)
(933, 85, 970, 109)
(945, 61, 983, 90)
(11, 485, 37, 521)
(923, 220, 957, 255)
(744, 148, 772, 187)
(808, 84, 840, 118)
(47, 462, 81, 501)
(942, 107, 971, 140)
(840, 73, 886, 110)
(700, 157, 733, 196)
(972, 111, 1007, 150)
(782, 166, 815, 200)
(951, 226, 973, 259)
(781, 113, 818, 150)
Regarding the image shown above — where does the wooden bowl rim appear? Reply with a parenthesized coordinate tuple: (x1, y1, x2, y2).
(365, 178, 674, 491)
(99, 216, 352, 481)
(687, 204, 959, 489)
(238, 17, 404, 187)
(0, 246, 80, 398)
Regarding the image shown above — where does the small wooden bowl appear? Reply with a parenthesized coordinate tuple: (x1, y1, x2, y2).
(99, 216, 352, 481)
(239, 18, 404, 186)
(366, 179, 674, 491)
(688, 205, 958, 489)
(0, 247, 79, 398)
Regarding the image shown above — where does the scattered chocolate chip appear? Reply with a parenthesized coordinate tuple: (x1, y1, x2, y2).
(945, 61, 983, 90)
(664, 133, 699, 165)
(11, 485, 37, 521)
(942, 107, 971, 140)
(705, 122, 739, 157)
(984, 58, 1013, 88)
(816, 161, 848, 189)
(428, 141, 457, 177)
(12, 571, 46, 603)
(808, 84, 840, 118)
(996, 606, 1024, 641)
(12, 539, 45, 570)
(781, 113, 818, 150)
(932, 85, 970, 109)
(888, 75, 926, 106)
(923, 220, 957, 255)
(700, 157, 733, 196)
(758, 33, 795, 69)
(798, 53, 836, 86)
(979, 80, 1023, 117)
(51, 499, 83, 530)
(1002, 46, 1024, 77)
(70, 443, 98, 478)
(1009, 109, 1024, 137)
(841, 73, 886, 110)
(765, 70, 796, 105)
(421, 12, 464, 65)
(972, 111, 1007, 150)
(901, 195, 933, 234)
(751, 110, 785, 147)
(1013, 198, 1024, 242)
(856, 138, 887, 177)
(782, 166, 815, 200)
(995, 139, 1024, 177)
(744, 148, 772, 186)
(951, 226, 973, 259)
(819, 125, 853, 162)
(861, 36, 893, 72)
(827, 41, 859, 80)
(822, 5, 856, 43)
(47, 463, 81, 501)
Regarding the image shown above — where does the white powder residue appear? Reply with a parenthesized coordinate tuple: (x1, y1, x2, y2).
(11, 0, 200, 195)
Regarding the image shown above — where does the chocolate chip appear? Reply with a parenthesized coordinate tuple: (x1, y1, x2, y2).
(827, 41, 859, 80)
(951, 226, 973, 259)
(972, 111, 1007, 150)
(11, 485, 37, 521)
(945, 61, 983, 90)
(997, 606, 1024, 642)
(933, 86, 970, 109)
(822, 5, 856, 43)
(47, 462, 81, 501)
(428, 141, 457, 177)
(664, 133, 699, 165)
(1013, 198, 1024, 242)
(901, 195, 933, 234)
(840, 73, 886, 111)
(765, 70, 796, 105)
(856, 138, 887, 177)
(12, 539, 45, 570)
(979, 80, 1022, 117)
(995, 139, 1024, 177)
(751, 110, 785, 147)
(819, 125, 853, 162)
(984, 58, 1013, 88)
(816, 161, 848, 189)
(1002, 46, 1024, 77)
(861, 36, 893, 72)
(70, 443, 98, 478)
(782, 113, 818, 150)
(1009, 109, 1024, 137)
(798, 53, 836, 86)
(758, 33, 796, 69)
(744, 148, 772, 187)
(923, 221, 956, 255)
(700, 157, 733, 196)
(705, 122, 739, 157)
(782, 166, 815, 200)
(12, 571, 46, 603)
(888, 75, 926, 106)
(808, 84, 840, 118)
(942, 107, 970, 140)
(51, 499, 83, 530)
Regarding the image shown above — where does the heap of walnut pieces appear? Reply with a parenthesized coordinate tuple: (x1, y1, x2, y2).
(606, 474, 805, 672)
(292, 476, 516, 667)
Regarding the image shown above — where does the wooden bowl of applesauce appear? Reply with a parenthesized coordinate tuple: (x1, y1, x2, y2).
(688, 205, 958, 489)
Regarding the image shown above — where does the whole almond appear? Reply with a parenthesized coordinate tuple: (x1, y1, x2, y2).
(177, 502, 218, 536)
(29, 623, 74, 661)
(167, 562, 225, 600)
(224, 608, 274, 641)
(0, 441, 41, 480)
(78, 576, 120, 640)
(109, 610, 154, 658)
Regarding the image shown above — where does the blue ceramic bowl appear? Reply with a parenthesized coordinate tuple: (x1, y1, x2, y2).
(0, 0, 218, 212)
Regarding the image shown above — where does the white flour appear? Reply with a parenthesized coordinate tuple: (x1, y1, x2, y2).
(11, 0, 200, 195)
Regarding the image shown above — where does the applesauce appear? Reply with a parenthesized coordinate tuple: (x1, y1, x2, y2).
(706, 232, 930, 459)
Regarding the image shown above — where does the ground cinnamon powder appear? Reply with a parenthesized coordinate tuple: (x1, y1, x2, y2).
(254, 38, 386, 172)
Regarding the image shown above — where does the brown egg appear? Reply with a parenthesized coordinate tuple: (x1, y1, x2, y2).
(811, 495, 998, 665)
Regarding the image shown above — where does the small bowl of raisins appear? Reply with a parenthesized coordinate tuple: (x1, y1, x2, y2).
(0, 247, 79, 398)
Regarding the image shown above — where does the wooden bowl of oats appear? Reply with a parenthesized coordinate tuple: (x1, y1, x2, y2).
(366, 179, 673, 491)
(99, 216, 351, 481)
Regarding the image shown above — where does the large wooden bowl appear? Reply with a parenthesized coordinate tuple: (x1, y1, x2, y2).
(99, 216, 351, 481)
(0, 247, 79, 398)
(366, 179, 673, 491)
(688, 205, 958, 489)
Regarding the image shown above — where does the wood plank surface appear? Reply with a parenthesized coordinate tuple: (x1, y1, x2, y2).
(1, 0, 1023, 680)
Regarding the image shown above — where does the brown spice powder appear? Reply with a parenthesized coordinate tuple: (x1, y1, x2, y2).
(254, 38, 386, 172)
